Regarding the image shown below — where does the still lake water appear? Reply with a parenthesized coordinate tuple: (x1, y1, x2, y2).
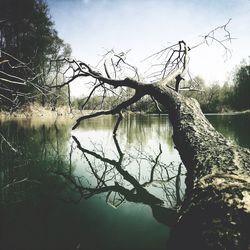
(0, 113, 249, 250)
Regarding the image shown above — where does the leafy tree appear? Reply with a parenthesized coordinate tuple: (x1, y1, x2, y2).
(0, 0, 71, 110)
(184, 77, 235, 113)
(0, 0, 70, 71)
(219, 82, 234, 110)
(233, 59, 250, 110)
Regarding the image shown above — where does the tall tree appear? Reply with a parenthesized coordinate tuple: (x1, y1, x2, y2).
(0, 0, 71, 110)
(233, 59, 250, 110)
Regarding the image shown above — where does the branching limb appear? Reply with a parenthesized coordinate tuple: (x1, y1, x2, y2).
(49, 57, 141, 90)
(72, 92, 144, 130)
(144, 19, 232, 91)
(191, 18, 233, 58)
(81, 81, 103, 110)
(150, 95, 162, 113)
(149, 144, 162, 183)
(113, 112, 124, 135)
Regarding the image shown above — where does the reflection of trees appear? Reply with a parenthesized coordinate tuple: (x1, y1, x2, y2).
(56, 135, 184, 226)
(0, 121, 71, 205)
(0, 118, 183, 249)
(121, 114, 174, 147)
(207, 114, 250, 148)
(78, 114, 174, 149)
(0, 115, 175, 205)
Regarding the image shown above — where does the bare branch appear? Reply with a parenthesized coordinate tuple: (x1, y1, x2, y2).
(81, 81, 103, 109)
(150, 95, 162, 113)
(191, 18, 233, 52)
(72, 92, 143, 130)
(104, 60, 111, 79)
(113, 112, 124, 135)
(144, 19, 233, 92)
(0, 132, 18, 153)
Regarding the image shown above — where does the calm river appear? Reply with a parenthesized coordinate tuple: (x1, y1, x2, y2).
(0, 113, 249, 250)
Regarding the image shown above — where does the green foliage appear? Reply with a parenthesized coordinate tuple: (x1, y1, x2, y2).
(0, 0, 69, 71)
(233, 60, 250, 110)
(183, 76, 235, 113)
(0, 0, 71, 110)
(197, 83, 234, 113)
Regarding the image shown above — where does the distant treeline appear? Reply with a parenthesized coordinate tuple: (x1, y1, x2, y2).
(188, 62, 250, 113)
(72, 62, 250, 113)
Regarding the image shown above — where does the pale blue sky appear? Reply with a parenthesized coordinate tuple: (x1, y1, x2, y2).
(46, 0, 250, 96)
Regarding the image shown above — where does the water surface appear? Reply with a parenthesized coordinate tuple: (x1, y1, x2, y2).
(0, 113, 249, 250)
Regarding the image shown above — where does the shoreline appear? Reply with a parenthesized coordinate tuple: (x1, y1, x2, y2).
(0, 104, 90, 120)
(204, 109, 250, 116)
(1, 104, 249, 121)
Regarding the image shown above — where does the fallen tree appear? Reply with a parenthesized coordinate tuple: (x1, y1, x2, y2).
(51, 21, 250, 249)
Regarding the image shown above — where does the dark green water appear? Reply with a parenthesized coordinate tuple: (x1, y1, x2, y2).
(0, 113, 249, 250)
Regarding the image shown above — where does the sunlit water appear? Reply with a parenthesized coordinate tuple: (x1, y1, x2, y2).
(0, 113, 249, 250)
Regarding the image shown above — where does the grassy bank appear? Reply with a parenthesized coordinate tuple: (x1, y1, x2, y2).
(1, 103, 249, 121)
(0, 103, 92, 120)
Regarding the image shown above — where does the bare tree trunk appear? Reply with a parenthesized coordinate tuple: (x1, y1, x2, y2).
(149, 84, 250, 250)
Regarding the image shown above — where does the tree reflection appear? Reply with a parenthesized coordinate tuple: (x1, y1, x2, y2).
(77, 114, 175, 149)
(56, 135, 185, 227)
(0, 118, 184, 231)
(0, 122, 71, 206)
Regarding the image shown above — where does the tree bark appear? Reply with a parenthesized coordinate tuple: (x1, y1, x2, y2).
(147, 83, 250, 250)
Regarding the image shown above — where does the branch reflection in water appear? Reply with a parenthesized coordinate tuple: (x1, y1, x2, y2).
(55, 134, 185, 227)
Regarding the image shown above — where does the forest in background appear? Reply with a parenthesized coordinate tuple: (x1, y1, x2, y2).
(0, 0, 249, 114)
